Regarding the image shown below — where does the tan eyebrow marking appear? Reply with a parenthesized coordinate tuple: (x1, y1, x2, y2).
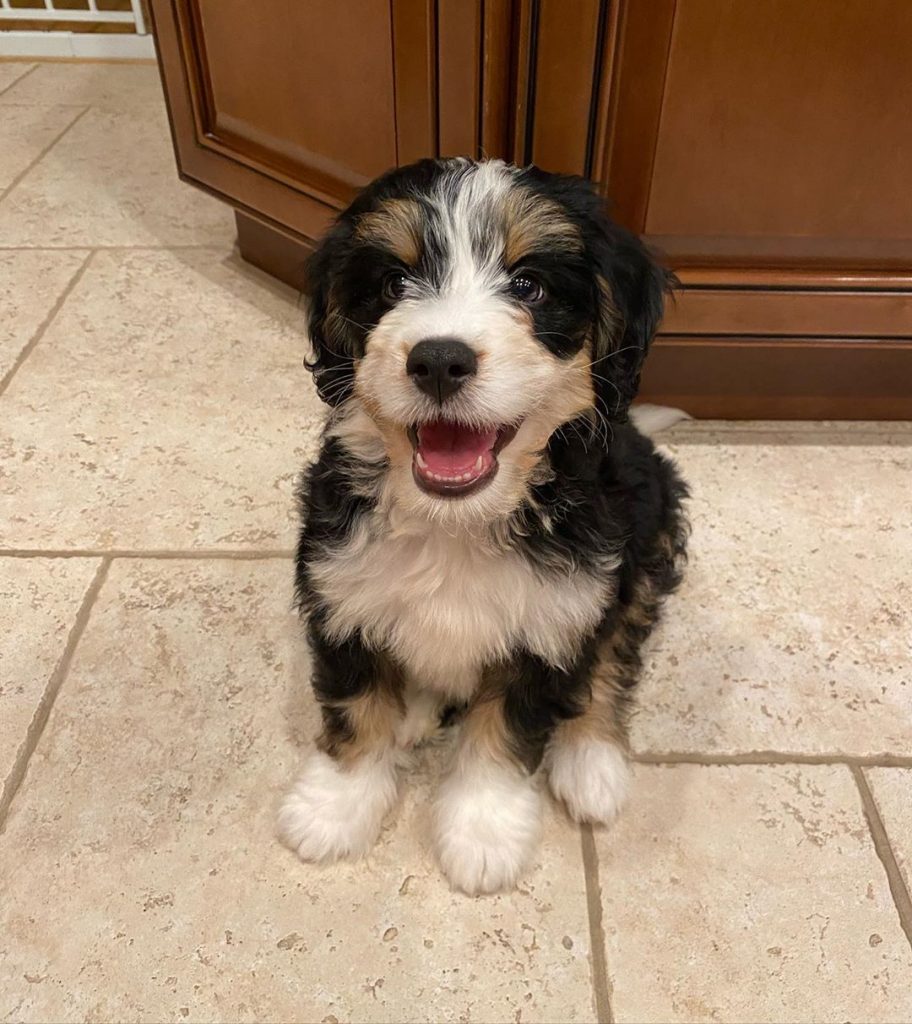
(502, 188, 583, 267)
(355, 198, 424, 266)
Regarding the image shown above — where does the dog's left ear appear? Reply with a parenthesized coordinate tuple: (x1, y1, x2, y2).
(541, 173, 674, 421)
(589, 215, 675, 422)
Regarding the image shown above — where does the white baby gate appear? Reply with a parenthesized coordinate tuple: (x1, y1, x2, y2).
(0, 0, 154, 59)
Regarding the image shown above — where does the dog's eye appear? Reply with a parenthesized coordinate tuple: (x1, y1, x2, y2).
(383, 271, 408, 302)
(508, 275, 544, 304)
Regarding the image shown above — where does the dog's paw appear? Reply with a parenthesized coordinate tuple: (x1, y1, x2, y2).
(547, 738, 630, 825)
(278, 750, 399, 862)
(433, 765, 541, 894)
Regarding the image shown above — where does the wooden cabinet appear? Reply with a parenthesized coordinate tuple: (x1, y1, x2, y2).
(151, 0, 912, 418)
(152, 0, 434, 242)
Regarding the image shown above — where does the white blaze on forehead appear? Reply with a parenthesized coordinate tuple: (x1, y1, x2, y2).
(433, 160, 518, 289)
(402, 160, 519, 341)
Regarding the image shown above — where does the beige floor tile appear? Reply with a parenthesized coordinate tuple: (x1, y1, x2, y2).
(0, 61, 164, 111)
(632, 441, 912, 756)
(0, 559, 596, 1024)
(0, 249, 87, 383)
(0, 104, 84, 193)
(0, 62, 35, 96)
(866, 768, 912, 892)
(0, 106, 233, 246)
(595, 764, 912, 1024)
(0, 556, 99, 814)
(0, 249, 322, 551)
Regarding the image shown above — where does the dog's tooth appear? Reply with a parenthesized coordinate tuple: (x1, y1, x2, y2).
(474, 455, 484, 472)
(416, 451, 428, 470)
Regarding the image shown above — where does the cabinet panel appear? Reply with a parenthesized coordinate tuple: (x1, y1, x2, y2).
(646, 0, 912, 245)
(598, 0, 912, 274)
(642, 337, 912, 419)
(588, 0, 912, 415)
(193, 0, 397, 196)
(437, 0, 480, 158)
(151, 0, 435, 239)
(664, 289, 912, 339)
(527, 0, 603, 175)
(392, 0, 437, 165)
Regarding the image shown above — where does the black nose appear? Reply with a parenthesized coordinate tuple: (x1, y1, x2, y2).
(406, 337, 478, 403)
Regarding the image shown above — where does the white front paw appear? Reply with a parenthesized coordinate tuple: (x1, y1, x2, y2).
(278, 750, 399, 862)
(548, 738, 630, 825)
(433, 765, 541, 894)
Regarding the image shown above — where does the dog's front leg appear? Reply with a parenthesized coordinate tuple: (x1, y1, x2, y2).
(279, 623, 404, 862)
(433, 654, 587, 895)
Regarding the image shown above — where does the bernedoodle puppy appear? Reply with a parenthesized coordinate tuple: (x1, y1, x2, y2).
(278, 157, 688, 894)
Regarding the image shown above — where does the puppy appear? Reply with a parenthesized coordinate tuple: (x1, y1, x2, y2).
(279, 158, 688, 894)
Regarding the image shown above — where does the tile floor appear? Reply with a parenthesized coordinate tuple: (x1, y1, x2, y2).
(0, 60, 910, 1024)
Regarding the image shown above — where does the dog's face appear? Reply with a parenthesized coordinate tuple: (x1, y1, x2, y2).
(306, 158, 670, 523)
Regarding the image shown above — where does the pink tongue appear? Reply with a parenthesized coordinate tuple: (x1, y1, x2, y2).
(418, 421, 497, 476)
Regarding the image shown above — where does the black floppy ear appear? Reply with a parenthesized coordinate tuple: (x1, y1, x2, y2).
(540, 172, 675, 419)
(524, 170, 674, 422)
(304, 221, 358, 407)
(590, 219, 675, 422)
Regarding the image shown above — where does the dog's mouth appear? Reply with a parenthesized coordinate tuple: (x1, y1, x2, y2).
(407, 420, 519, 497)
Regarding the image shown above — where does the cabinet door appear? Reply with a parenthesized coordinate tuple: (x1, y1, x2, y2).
(151, 0, 435, 241)
(591, 0, 912, 416)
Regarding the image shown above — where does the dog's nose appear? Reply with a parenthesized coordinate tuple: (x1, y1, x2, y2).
(406, 337, 478, 403)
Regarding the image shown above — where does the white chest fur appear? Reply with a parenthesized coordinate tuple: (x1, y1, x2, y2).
(309, 510, 613, 698)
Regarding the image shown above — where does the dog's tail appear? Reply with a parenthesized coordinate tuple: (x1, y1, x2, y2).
(629, 403, 691, 437)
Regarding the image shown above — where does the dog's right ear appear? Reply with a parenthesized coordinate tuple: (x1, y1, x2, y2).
(304, 221, 358, 407)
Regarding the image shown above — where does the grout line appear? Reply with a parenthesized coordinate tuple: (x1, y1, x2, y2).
(0, 59, 157, 68)
(0, 557, 111, 833)
(0, 249, 94, 399)
(852, 766, 912, 952)
(0, 104, 90, 208)
(0, 62, 39, 99)
(580, 824, 614, 1023)
(0, 548, 295, 560)
(0, 244, 227, 252)
(632, 750, 912, 769)
(0, 103, 94, 111)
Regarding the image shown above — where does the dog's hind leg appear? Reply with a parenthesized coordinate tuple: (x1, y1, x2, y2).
(278, 627, 405, 863)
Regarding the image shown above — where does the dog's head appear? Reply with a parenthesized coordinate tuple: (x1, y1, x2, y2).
(305, 157, 672, 523)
